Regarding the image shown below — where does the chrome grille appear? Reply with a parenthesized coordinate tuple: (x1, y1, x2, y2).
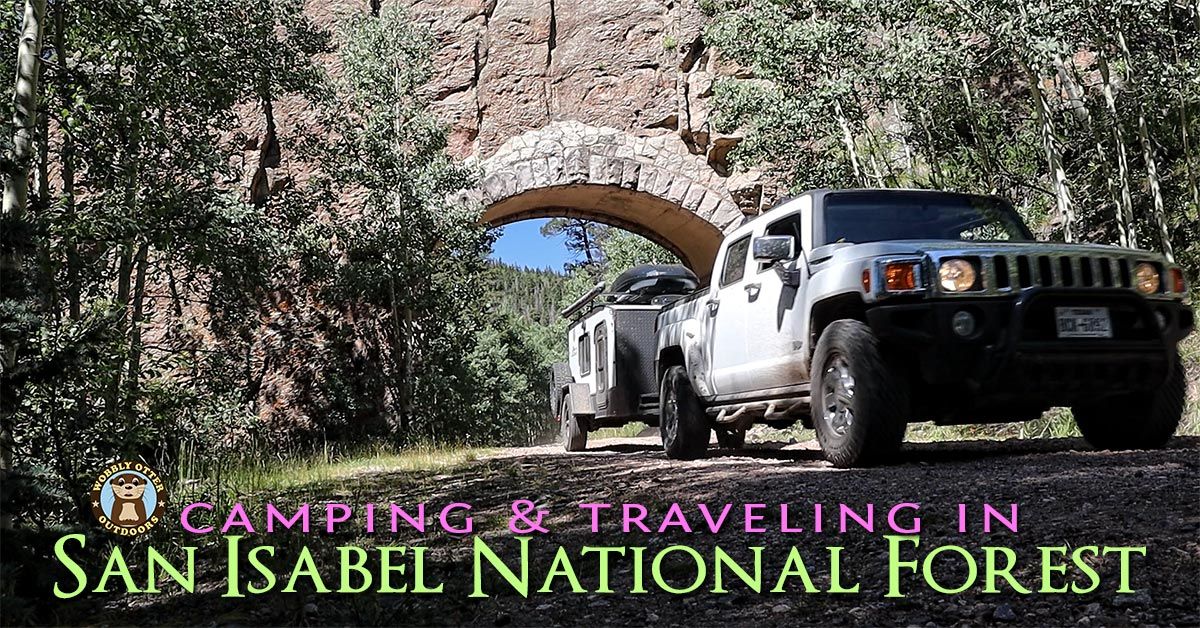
(947, 252, 1143, 294)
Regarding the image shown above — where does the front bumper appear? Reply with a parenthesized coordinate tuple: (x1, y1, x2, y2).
(866, 288, 1194, 404)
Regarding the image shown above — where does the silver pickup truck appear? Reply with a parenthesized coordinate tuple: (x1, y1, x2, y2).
(654, 189, 1193, 466)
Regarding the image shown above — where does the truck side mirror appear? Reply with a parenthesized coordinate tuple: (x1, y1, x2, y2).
(752, 235, 795, 263)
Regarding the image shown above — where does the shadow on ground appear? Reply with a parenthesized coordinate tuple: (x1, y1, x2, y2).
(61, 435, 1200, 627)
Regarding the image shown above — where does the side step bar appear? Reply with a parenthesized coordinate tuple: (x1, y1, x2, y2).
(706, 395, 812, 430)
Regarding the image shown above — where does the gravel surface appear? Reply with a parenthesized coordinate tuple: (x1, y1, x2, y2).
(89, 434, 1199, 627)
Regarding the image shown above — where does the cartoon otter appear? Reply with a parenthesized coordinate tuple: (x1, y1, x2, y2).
(109, 473, 148, 526)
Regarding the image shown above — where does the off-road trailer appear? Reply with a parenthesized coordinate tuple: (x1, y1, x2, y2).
(549, 265, 699, 451)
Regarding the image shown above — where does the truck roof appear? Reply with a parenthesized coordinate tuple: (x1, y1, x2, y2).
(734, 188, 1022, 242)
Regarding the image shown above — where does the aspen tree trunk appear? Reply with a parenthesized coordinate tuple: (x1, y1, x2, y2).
(124, 243, 150, 418)
(1022, 61, 1075, 242)
(1179, 85, 1199, 212)
(106, 244, 134, 420)
(1116, 30, 1172, 260)
(1136, 115, 1173, 260)
(1, 0, 47, 532)
(917, 108, 942, 187)
(107, 70, 142, 420)
(402, 307, 415, 432)
(388, 266, 415, 436)
(867, 152, 886, 187)
(833, 100, 865, 186)
(960, 78, 996, 191)
(893, 102, 915, 177)
(388, 272, 408, 433)
(35, 100, 53, 312)
(1052, 54, 1088, 122)
(1097, 54, 1136, 248)
(1168, 2, 1199, 210)
(863, 127, 891, 186)
(55, 0, 80, 319)
(386, 51, 416, 437)
(2, 0, 46, 217)
(1064, 56, 1123, 239)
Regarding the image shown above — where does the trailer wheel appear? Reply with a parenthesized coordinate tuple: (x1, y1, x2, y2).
(1073, 356, 1184, 450)
(812, 319, 908, 467)
(660, 366, 710, 460)
(716, 427, 746, 449)
(561, 394, 587, 452)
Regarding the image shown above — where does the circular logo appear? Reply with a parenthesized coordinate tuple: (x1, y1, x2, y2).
(90, 461, 166, 536)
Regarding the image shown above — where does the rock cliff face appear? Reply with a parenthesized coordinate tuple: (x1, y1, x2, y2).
(413, 0, 740, 176)
(254, 0, 766, 232)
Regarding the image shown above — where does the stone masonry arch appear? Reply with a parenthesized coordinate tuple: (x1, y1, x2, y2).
(478, 122, 749, 282)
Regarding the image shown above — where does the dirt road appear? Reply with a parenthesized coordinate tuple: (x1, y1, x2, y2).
(99, 435, 1199, 627)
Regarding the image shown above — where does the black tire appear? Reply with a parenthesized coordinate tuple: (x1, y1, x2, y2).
(549, 362, 572, 416)
(560, 394, 587, 452)
(1073, 357, 1184, 450)
(716, 427, 746, 449)
(660, 366, 711, 460)
(811, 319, 909, 468)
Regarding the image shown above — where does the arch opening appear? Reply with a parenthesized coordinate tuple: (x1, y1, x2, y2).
(482, 184, 724, 281)
(475, 121, 751, 285)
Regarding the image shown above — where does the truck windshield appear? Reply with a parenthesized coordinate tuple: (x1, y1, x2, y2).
(823, 192, 1032, 244)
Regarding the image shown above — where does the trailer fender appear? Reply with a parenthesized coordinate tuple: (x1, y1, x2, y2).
(567, 383, 596, 416)
(549, 362, 573, 416)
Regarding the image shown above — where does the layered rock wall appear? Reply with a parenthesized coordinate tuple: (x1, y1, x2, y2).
(249, 0, 767, 224)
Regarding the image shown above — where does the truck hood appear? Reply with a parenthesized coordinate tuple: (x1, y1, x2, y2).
(814, 240, 1163, 266)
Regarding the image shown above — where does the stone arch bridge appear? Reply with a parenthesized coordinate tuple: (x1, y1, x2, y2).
(477, 121, 755, 282)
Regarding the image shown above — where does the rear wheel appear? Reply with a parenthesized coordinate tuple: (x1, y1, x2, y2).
(1073, 358, 1184, 450)
(660, 366, 710, 460)
(560, 394, 587, 452)
(812, 320, 909, 467)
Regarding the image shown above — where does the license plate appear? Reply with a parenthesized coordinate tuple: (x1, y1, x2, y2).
(1055, 307, 1112, 339)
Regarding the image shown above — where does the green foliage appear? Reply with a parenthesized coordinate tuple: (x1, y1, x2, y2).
(462, 313, 554, 445)
(2, 9, 573, 617)
(486, 261, 574, 327)
(706, 0, 1200, 273)
(599, 229, 681, 283)
(292, 4, 512, 445)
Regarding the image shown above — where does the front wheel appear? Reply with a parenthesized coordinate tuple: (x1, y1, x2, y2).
(1073, 358, 1184, 450)
(812, 320, 909, 467)
(561, 394, 587, 452)
(660, 366, 710, 460)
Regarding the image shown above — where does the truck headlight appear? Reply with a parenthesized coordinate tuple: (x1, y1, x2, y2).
(1134, 262, 1160, 294)
(938, 259, 977, 292)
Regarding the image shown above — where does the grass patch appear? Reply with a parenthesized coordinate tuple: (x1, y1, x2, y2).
(593, 421, 652, 439)
(1180, 331, 1200, 435)
(181, 443, 492, 498)
(905, 408, 1078, 443)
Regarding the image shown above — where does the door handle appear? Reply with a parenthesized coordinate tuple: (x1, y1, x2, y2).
(744, 282, 761, 297)
(705, 299, 719, 315)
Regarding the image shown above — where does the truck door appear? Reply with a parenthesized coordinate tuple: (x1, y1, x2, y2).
(706, 234, 754, 394)
(742, 209, 809, 391)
